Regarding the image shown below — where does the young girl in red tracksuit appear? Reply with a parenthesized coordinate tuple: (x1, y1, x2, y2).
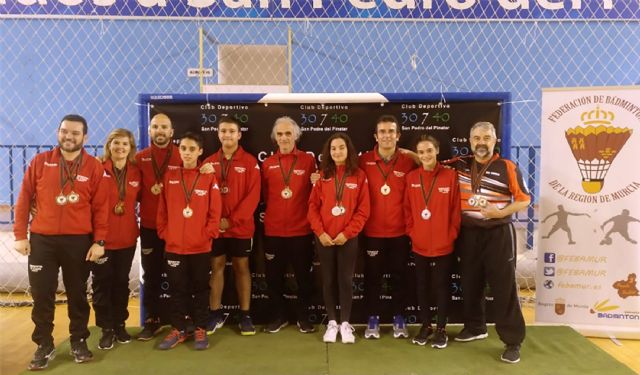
(403, 135, 461, 349)
(156, 132, 221, 351)
(308, 132, 370, 345)
(93, 129, 142, 350)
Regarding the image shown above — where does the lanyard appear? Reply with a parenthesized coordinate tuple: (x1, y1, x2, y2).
(180, 169, 201, 206)
(334, 170, 349, 203)
(375, 152, 399, 184)
(113, 164, 128, 201)
(419, 169, 440, 208)
(59, 152, 83, 192)
(151, 146, 173, 183)
(219, 150, 237, 186)
(278, 154, 298, 187)
(470, 157, 494, 194)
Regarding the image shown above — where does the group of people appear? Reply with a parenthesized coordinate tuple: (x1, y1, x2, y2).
(13, 112, 531, 371)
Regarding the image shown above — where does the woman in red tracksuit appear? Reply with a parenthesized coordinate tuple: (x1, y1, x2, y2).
(308, 132, 370, 345)
(403, 135, 461, 349)
(156, 132, 222, 351)
(93, 128, 142, 350)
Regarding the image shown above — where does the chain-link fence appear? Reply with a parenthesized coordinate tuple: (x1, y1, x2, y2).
(1, 4, 639, 305)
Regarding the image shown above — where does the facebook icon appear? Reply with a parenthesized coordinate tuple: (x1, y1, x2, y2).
(544, 252, 556, 263)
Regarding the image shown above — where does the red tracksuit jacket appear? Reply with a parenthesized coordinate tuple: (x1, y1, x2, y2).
(14, 148, 109, 241)
(359, 147, 416, 238)
(307, 165, 370, 240)
(136, 144, 182, 230)
(262, 148, 316, 237)
(203, 146, 261, 239)
(102, 160, 142, 249)
(156, 167, 222, 254)
(403, 163, 461, 257)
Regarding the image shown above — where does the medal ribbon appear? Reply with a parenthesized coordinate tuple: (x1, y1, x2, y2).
(334, 170, 349, 205)
(113, 164, 128, 202)
(180, 169, 201, 207)
(375, 152, 399, 184)
(59, 151, 83, 193)
(419, 169, 440, 209)
(278, 154, 298, 187)
(151, 146, 173, 184)
(219, 150, 237, 188)
(470, 158, 494, 194)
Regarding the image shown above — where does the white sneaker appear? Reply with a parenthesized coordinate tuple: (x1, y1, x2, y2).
(340, 322, 355, 344)
(323, 320, 339, 343)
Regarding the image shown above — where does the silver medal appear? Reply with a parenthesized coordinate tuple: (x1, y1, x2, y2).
(331, 205, 342, 216)
(55, 194, 68, 205)
(380, 184, 391, 196)
(340, 206, 346, 215)
(67, 191, 80, 204)
(183, 206, 193, 218)
(421, 208, 431, 220)
(467, 196, 478, 207)
(281, 187, 293, 199)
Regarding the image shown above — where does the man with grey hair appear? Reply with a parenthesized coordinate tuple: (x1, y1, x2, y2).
(261, 116, 317, 333)
(446, 121, 530, 364)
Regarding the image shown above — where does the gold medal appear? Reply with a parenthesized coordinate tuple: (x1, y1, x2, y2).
(67, 191, 79, 204)
(151, 183, 162, 195)
(113, 201, 125, 216)
(221, 186, 229, 195)
(467, 196, 477, 207)
(55, 194, 68, 205)
(281, 187, 293, 199)
(380, 184, 391, 196)
(183, 206, 193, 218)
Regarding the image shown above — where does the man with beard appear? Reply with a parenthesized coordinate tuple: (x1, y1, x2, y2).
(446, 122, 530, 364)
(14, 114, 109, 370)
(135, 113, 182, 340)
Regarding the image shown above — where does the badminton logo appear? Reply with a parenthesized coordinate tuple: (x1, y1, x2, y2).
(564, 107, 632, 194)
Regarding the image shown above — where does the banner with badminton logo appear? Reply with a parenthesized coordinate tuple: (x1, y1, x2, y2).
(537, 86, 640, 339)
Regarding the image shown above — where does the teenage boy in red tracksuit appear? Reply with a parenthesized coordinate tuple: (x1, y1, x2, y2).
(14, 114, 108, 370)
(156, 132, 222, 351)
(135, 113, 182, 340)
(93, 128, 142, 350)
(359, 115, 417, 339)
(261, 116, 317, 334)
(203, 117, 261, 336)
(404, 135, 461, 349)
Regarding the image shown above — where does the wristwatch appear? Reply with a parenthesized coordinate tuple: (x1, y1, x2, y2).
(95, 240, 105, 246)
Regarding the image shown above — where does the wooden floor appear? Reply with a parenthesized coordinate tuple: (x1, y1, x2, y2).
(1, 299, 638, 375)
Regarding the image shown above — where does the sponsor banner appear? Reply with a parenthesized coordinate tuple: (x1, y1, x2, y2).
(537, 86, 640, 338)
(1, 0, 638, 19)
(140, 92, 506, 323)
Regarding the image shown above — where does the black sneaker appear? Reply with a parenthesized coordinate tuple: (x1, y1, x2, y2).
(454, 328, 488, 342)
(501, 344, 521, 364)
(264, 317, 288, 333)
(137, 319, 162, 341)
(297, 319, 316, 334)
(98, 329, 115, 350)
(431, 328, 448, 349)
(239, 315, 256, 336)
(70, 339, 93, 363)
(115, 325, 131, 344)
(411, 325, 433, 346)
(28, 342, 56, 371)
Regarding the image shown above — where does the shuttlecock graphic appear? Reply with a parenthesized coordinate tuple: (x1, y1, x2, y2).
(564, 107, 632, 194)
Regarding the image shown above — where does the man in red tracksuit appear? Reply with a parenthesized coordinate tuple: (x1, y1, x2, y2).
(359, 115, 417, 339)
(135, 113, 182, 340)
(448, 121, 530, 364)
(13, 114, 109, 370)
(156, 132, 222, 351)
(261, 116, 317, 334)
(203, 116, 261, 336)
